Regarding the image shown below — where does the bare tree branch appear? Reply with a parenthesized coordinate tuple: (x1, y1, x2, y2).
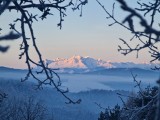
(0, 0, 87, 104)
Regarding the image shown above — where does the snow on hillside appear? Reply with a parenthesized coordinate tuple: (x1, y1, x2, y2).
(46, 55, 157, 70)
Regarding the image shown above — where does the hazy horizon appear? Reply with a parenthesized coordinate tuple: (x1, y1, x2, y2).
(0, 55, 157, 69)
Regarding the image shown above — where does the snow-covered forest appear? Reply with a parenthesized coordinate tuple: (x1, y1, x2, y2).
(0, 66, 159, 119)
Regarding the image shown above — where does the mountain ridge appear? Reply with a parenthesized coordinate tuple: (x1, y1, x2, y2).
(47, 55, 157, 69)
(1, 56, 159, 74)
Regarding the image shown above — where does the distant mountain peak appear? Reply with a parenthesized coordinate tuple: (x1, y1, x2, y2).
(72, 55, 83, 58)
(46, 55, 158, 71)
(47, 55, 113, 69)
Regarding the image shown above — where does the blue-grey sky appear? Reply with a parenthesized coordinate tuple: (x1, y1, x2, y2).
(0, 0, 151, 68)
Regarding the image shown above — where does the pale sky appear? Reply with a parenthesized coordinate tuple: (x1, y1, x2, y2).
(0, 0, 152, 68)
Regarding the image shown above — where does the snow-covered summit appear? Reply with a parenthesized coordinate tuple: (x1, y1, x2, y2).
(47, 55, 113, 69)
(46, 55, 156, 70)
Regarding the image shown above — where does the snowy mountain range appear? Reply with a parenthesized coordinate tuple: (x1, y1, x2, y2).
(45, 55, 158, 73)
(47, 55, 112, 69)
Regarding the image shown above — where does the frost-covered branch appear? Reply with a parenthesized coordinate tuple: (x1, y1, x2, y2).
(0, 0, 87, 104)
(97, 0, 160, 119)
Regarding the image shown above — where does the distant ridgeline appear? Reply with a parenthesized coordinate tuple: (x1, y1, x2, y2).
(1, 55, 159, 74)
(0, 66, 27, 72)
(42, 55, 159, 74)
